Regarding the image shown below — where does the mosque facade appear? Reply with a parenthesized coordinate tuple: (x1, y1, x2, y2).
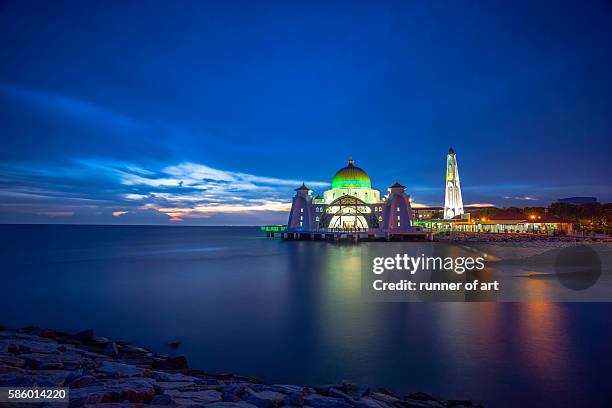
(287, 159, 416, 235)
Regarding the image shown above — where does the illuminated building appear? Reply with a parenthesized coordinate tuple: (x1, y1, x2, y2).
(444, 147, 464, 219)
(279, 151, 572, 240)
(286, 160, 422, 239)
(416, 210, 573, 235)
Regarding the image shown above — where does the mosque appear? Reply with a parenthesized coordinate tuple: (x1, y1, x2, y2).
(285, 159, 426, 240)
(264, 148, 571, 240)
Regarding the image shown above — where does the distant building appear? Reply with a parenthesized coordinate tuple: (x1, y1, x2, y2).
(416, 209, 573, 235)
(444, 147, 464, 219)
(413, 203, 496, 220)
(287, 159, 418, 236)
(557, 197, 598, 205)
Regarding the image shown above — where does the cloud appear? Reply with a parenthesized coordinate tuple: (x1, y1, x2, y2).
(36, 211, 75, 218)
(503, 196, 538, 201)
(0, 157, 328, 224)
(463, 184, 536, 192)
(0, 81, 144, 132)
(111, 161, 328, 221)
(143, 162, 327, 190)
(124, 194, 148, 200)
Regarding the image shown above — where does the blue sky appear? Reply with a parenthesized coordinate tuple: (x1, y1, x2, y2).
(1, 0, 611, 225)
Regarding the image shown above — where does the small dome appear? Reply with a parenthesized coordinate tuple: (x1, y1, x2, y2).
(331, 159, 371, 189)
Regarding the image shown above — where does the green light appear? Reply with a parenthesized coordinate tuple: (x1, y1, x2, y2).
(331, 160, 372, 189)
(331, 179, 371, 189)
(260, 225, 287, 232)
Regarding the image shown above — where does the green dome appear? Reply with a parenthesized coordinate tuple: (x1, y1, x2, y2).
(331, 159, 371, 189)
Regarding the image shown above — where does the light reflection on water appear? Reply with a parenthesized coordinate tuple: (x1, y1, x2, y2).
(0, 225, 611, 407)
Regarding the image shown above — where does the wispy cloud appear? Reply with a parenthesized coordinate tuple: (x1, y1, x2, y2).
(35, 211, 75, 218)
(109, 161, 328, 221)
(503, 195, 538, 201)
(0, 81, 143, 132)
(120, 162, 327, 190)
(463, 184, 536, 192)
(0, 158, 328, 224)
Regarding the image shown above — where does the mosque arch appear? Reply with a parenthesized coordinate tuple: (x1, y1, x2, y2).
(321, 195, 374, 231)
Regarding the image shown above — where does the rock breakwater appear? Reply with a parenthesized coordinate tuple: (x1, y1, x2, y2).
(0, 327, 482, 408)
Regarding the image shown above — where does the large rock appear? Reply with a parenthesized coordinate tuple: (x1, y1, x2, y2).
(117, 356, 154, 367)
(283, 392, 305, 406)
(342, 383, 370, 399)
(71, 347, 114, 362)
(446, 400, 479, 408)
(1, 331, 57, 342)
(304, 395, 353, 408)
(356, 396, 393, 408)
(163, 389, 222, 405)
(403, 393, 447, 407)
(269, 385, 305, 394)
(397, 399, 443, 408)
(244, 389, 287, 408)
(0, 369, 71, 387)
(90, 336, 111, 347)
(120, 345, 152, 355)
(0, 372, 37, 387)
(152, 356, 188, 370)
(328, 388, 355, 404)
(150, 393, 173, 405)
(102, 342, 120, 357)
(70, 378, 156, 406)
(83, 404, 149, 408)
(314, 385, 344, 396)
(97, 361, 147, 378)
(370, 393, 400, 405)
(0, 355, 26, 367)
(0, 364, 27, 374)
(20, 351, 84, 370)
(72, 329, 96, 345)
(154, 381, 197, 391)
(70, 375, 97, 388)
(1, 337, 60, 354)
(404, 393, 436, 402)
(151, 371, 201, 383)
(223, 392, 242, 402)
(222, 383, 246, 401)
(206, 402, 259, 408)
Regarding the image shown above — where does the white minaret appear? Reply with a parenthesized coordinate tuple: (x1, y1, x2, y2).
(444, 147, 464, 219)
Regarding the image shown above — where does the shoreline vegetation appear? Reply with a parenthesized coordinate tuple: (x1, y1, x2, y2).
(0, 327, 482, 408)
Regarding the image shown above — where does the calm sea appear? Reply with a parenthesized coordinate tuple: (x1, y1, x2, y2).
(1, 225, 611, 406)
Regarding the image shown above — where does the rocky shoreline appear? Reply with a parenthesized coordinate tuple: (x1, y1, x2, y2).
(437, 231, 612, 243)
(0, 327, 482, 408)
